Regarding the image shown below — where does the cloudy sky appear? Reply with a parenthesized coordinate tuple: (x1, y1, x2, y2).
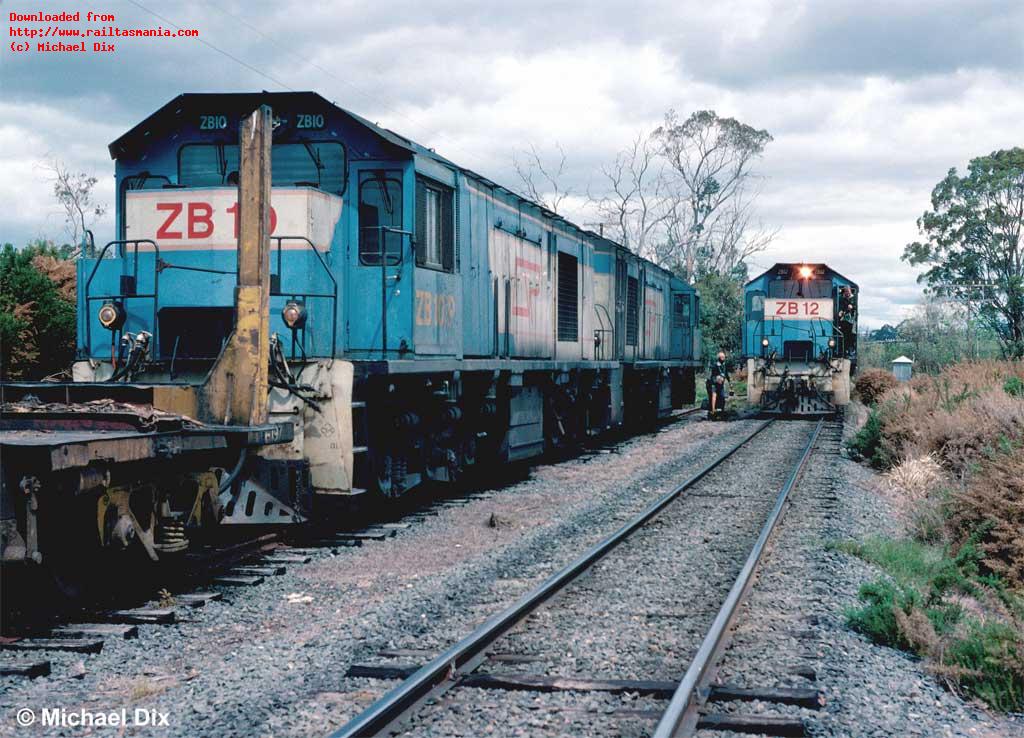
(3, 0, 1022, 326)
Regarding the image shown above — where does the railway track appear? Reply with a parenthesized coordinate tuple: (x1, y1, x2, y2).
(328, 417, 829, 738)
(0, 409, 706, 679)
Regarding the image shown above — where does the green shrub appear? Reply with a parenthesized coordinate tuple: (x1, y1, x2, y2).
(0, 241, 77, 379)
(839, 533, 1024, 711)
(846, 578, 921, 648)
(945, 620, 1024, 712)
(846, 410, 890, 468)
(1004, 375, 1024, 397)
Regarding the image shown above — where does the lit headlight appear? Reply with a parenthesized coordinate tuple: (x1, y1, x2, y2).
(798, 265, 813, 279)
(828, 338, 836, 348)
(281, 301, 307, 329)
(762, 338, 770, 347)
(98, 301, 126, 331)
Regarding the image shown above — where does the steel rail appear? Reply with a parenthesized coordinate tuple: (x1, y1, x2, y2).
(328, 418, 777, 738)
(652, 417, 825, 738)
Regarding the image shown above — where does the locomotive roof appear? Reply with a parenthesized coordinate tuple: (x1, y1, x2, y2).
(107, 91, 455, 163)
(108, 91, 688, 288)
(746, 263, 857, 289)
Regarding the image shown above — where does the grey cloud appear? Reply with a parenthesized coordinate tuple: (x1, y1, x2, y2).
(669, 0, 1024, 85)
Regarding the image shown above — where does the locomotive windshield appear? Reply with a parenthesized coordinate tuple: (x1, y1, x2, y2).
(767, 279, 832, 298)
(178, 142, 346, 193)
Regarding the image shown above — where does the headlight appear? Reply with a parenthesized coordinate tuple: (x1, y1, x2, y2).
(762, 338, 770, 347)
(798, 265, 813, 279)
(828, 338, 836, 348)
(98, 301, 126, 331)
(281, 301, 307, 329)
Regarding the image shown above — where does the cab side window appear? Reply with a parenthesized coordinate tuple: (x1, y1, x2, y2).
(673, 294, 691, 325)
(359, 171, 403, 265)
(746, 290, 765, 320)
(415, 176, 455, 272)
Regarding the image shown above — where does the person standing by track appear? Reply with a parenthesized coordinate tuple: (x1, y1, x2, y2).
(706, 351, 730, 419)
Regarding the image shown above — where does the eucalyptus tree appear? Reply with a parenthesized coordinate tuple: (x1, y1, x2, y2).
(904, 148, 1024, 358)
(653, 110, 774, 280)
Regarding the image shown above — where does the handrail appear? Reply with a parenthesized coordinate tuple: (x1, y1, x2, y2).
(85, 236, 340, 363)
(755, 314, 846, 361)
(271, 235, 339, 358)
(83, 229, 96, 258)
(84, 239, 160, 361)
(594, 303, 614, 360)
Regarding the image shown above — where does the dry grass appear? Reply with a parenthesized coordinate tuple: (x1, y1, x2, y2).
(884, 454, 946, 503)
(949, 446, 1024, 584)
(129, 678, 167, 701)
(868, 366, 1024, 585)
(875, 365, 1024, 478)
(883, 455, 950, 541)
(857, 361, 1024, 588)
(846, 361, 1024, 710)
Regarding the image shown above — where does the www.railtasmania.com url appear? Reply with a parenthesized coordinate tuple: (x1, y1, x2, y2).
(10, 26, 199, 38)
(8, 11, 199, 53)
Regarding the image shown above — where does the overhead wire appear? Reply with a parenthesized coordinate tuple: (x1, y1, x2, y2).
(124, 0, 295, 91)
(204, 5, 495, 173)
(128, 0, 493, 173)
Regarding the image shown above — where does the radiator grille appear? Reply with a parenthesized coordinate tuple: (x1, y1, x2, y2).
(557, 251, 579, 342)
(626, 276, 639, 345)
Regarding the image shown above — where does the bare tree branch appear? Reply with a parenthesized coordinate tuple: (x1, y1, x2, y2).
(588, 132, 675, 260)
(513, 143, 572, 214)
(41, 158, 107, 255)
(652, 110, 774, 279)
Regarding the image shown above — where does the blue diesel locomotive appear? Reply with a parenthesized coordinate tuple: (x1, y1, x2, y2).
(742, 263, 857, 414)
(55, 91, 700, 530)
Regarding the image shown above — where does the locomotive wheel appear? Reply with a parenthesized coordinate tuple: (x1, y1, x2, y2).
(375, 454, 396, 498)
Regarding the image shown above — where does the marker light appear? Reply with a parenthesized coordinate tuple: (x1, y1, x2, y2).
(798, 265, 813, 279)
(762, 338, 770, 347)
(98, 301, 126, 331)
(281, 301, 307, 329)
(828, 338, 836, 348)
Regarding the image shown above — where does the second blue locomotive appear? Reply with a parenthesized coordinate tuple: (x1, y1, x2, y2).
(742, 263, 857, 414)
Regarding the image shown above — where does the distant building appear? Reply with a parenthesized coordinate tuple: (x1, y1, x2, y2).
(891, 355, 914, 382)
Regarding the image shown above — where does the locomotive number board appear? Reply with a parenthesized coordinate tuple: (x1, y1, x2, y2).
(764, 298, 833, 321)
